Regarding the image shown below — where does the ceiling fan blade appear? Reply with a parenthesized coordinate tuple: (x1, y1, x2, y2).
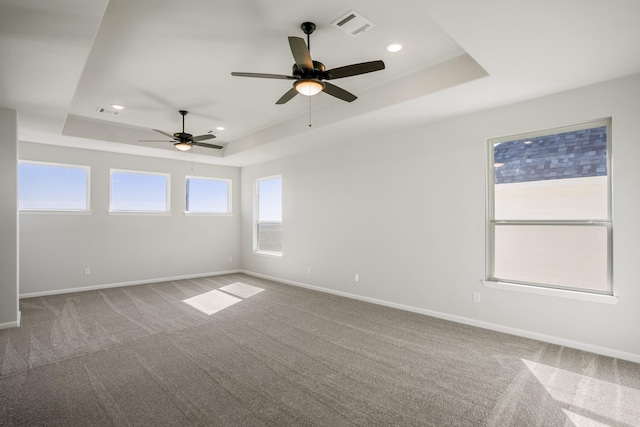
(194, 142, 224, 149)
(231, 72, 295, 80)
(191, 134, 216, 142)
(322, 82, 357, 102)
(324, 60, 386, 80)
(288, 36, 313, 70)
(276, 87, 299, 104)
(152, 129, 176, 139)
(138, 139, 173, 142)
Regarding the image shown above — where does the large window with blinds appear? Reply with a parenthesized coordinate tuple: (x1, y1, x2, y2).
(487, 119, 612, 294)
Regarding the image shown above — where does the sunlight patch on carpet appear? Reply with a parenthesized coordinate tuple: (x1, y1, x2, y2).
(562, 409, 609, 427)
(183, 290, 241, 315)
(220, 282, 264, 299)
(522, 358, 640, 426)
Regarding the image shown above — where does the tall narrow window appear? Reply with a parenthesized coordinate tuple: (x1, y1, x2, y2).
(19, 161, 90, 211)
(185, 176, 231, 214)
(487, 119, 612, 294)
(110, 169, 170, 213)
(256, 175, 282, 255)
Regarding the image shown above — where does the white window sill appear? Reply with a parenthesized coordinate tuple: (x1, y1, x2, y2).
(254, 250, 283, 258)
(482, 280, 618, 305)
(184, 212, 233, 217)
(109, 211, 171, 216)
(20, 209, 92, 215)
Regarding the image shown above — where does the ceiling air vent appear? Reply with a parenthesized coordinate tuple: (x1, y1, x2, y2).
(96, 107, 120, 116)
(331, 10, 375, 37)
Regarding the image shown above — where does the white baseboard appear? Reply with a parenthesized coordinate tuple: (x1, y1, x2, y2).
(241, 270, 640, 364)
(19, 270, 242, 299)
(0, 314, 20, 330)
(0, 321, 18, 330)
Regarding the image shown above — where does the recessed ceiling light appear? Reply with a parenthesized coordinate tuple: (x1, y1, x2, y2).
(386, 43, 403, 53)
(524, 140, 532, 144)
(111, 104, 125, 110)
(216, 126, 225, 131)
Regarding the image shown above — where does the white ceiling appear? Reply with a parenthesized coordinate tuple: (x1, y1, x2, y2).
(1, 0, 639, 166)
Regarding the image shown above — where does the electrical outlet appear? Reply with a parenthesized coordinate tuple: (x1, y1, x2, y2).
(307, 267, 312, 275)
(473, 292, 481, 303)
(84, 267, 91, 276)
(355, 274, 359, 282)
(228, 255, 233, 262)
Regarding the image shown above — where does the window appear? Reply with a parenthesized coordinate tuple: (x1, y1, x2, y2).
(255, 175, 282, 255)
(487, 119, 611, 294)
(19, 161, 90, 211)
(185, 176, 231, 214)
(110, 169, 170, 213)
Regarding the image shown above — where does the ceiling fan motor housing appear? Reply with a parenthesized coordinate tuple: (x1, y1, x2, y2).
(173, 132, 193, 141)
(292, 61, 326, 79)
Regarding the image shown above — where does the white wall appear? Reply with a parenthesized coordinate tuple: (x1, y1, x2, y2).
(240, 74, 640, 360)
(0, 108, 19, 327)
(19, 142, 241, 295)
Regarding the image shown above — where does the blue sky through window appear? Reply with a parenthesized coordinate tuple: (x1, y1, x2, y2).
(258, 177, 282, 221)
(111, 170, 168, 212)
(186, 178, 229, 213)
(19, 162, 88, 210)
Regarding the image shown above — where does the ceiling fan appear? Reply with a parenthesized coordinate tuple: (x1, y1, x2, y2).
(231, 22, 385, 104)
(139, 110, 223, 151)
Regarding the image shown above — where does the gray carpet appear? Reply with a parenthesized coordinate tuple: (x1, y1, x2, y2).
(1, 273, 639, 426)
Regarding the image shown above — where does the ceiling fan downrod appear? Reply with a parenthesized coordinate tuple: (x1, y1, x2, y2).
(179, 110, 188, 133)
(301, 22, 315, 52)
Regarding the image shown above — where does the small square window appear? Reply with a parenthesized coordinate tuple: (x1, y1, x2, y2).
(110, 169, 169, 213)
(19, 161, 90, 211)
(185, 176, 231, 214)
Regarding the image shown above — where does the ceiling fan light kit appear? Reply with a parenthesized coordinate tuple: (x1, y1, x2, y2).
(231, 21, 385, 104)
(295, 78, 325, 96)
(174, 141, 192, 151)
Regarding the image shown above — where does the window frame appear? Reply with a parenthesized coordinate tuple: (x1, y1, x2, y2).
(485, 118, 613, 297)
(18, 160, 91, 213)
(109, 168, 171, 214)
(254, 174, 283, 257)
(184, 175, 232, 215)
